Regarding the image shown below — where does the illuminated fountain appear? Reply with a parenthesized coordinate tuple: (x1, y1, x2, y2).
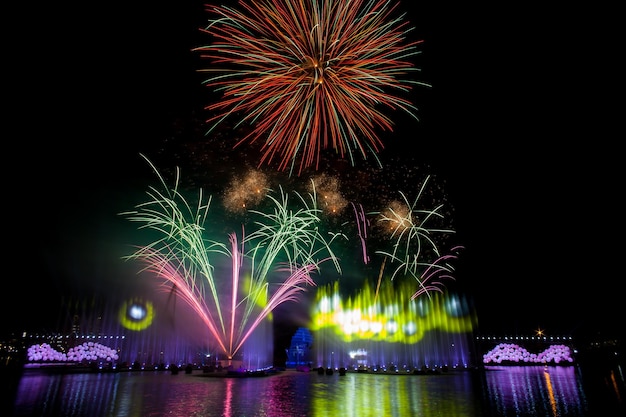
(311, 280, 478, 371)
(109, 0, 467, 372)
(112, 292, 225, 368)
(24, 291, 223, 369)
(25, 0, 480, 372)
(306, 174, 477, 372)
(117, 159, 470, 371)
(26, 165, 477, 374)
(119, 156, 342, 370)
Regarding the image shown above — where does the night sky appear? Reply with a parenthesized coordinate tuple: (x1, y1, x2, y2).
(5, 2, 622, 346)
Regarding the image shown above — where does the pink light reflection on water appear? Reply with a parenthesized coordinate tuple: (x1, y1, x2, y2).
(13, 365, 625, 416)
(482, 365, 587, 416)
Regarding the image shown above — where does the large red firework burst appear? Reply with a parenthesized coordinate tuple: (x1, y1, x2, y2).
(195, 0, 428, 175)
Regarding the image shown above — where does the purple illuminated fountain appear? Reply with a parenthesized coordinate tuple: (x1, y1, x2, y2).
(116, 161, 467, 370)
(118, 156, 342, 370)
(25, 160, 479, 374)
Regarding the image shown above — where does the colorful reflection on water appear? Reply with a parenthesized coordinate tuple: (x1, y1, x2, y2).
(11, 369, 481, 417)
(481, 366, 587, 416)
(9, 364, 626, 417)
(308, 372, 480, 417)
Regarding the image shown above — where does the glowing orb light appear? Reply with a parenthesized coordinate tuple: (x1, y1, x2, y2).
(118, 298, 155, 331)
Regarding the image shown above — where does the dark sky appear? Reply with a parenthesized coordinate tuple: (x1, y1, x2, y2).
(5, 2, 622, 344)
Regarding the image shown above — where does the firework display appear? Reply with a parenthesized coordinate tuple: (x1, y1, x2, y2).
(195, 0, 428, 175)
(120, 150, 465, 365)
(373, 175, 460, 300)
(223, 169, 269, 213)
(114, 1, 468, 369)
(120, 155, 342, 365)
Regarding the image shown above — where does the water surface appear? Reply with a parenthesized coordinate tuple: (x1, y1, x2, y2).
(6, 364, 625, 417)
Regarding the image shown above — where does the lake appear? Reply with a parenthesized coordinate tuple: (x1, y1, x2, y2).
(4, 363, 625, 416)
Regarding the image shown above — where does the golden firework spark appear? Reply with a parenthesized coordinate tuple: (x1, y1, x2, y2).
(309, 174, 348, 215)
(223, 169, 269, 213)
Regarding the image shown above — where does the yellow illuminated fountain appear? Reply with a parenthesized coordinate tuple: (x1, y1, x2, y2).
(311, 279, 478, 371)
